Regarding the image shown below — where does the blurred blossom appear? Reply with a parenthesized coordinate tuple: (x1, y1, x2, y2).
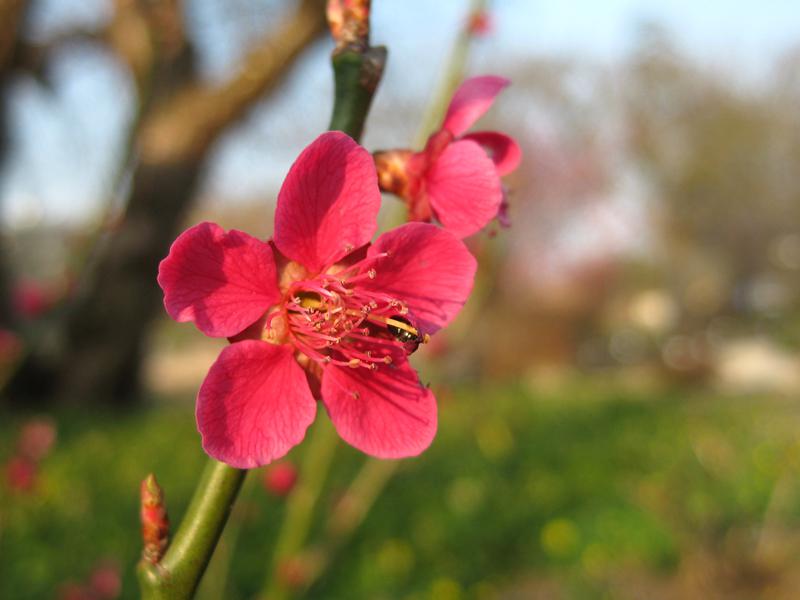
(0, 329, 22, 364)
(262, 461, 298, 497)
(277, 556, 308, 589)
(56, 561, 120, 600)
(466, 9, 492, 36)
(17, 417, 57, 462)
(88, 561, 121, 599)
(12, 279, 53, 318)
(58, 583, 94, 600)
(627, 289, 677, 334)
(5, 456, 37, 492)
(713, 338, 800, 395)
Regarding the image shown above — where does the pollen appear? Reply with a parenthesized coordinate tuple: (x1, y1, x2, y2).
(282, 254, 424, 371)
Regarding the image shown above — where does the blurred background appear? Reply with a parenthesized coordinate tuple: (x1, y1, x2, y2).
(2, 0, 800, 598)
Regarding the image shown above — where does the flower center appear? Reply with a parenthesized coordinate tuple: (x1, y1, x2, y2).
(279, 254, 428, 370)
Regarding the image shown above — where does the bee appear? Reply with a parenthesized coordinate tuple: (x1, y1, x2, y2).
(385, 315, 428, 354)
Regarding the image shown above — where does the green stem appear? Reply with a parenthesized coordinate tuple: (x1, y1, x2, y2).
(258, 34, 388, 600)
(329, 46, 387, 137)
(137, 460, 247, 600)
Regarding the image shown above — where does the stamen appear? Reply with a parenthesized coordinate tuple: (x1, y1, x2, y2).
(283, 254, 424, 369)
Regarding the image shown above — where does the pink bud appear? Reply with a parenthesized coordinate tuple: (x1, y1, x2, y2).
(263, 461, 298, 497)
(140, 474, 169, 563)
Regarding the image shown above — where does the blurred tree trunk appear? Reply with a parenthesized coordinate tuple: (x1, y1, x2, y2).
(6, 0, 327, 405)
(0, 0, 31, 329)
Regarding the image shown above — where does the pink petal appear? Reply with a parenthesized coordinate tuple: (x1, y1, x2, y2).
(158, 222, 280, 338)
(442, 75, 510, 137)
(197, 341, 317, 468)
(463, 131, 522, 176)
(425, 139, 503, 238)
(363, 222, 477, 334)
(321, 357, 437, 459)
(274, 132, 381, 273)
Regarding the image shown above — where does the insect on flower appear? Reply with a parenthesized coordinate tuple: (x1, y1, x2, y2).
(158, 132, 476, 468)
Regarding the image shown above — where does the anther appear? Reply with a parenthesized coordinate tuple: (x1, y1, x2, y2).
(383, 355, 392, 364)
(348, 358, 360, 368)
(367, 268, 376, 279)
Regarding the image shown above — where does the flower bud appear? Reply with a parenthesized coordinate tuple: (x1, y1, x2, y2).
(140, 474, 169, 563)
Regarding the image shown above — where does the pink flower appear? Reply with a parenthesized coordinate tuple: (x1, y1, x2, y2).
(374, 75, 521, 238)
(158, 132, 476, 468)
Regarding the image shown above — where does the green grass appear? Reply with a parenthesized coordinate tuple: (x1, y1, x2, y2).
(2, 379, 799, 599)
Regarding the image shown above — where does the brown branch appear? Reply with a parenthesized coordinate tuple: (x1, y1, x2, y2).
(138, 0, 327, 163)
(0, 0, 28, 72)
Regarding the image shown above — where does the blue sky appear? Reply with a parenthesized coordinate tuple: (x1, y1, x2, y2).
(2, 0, 800, 226)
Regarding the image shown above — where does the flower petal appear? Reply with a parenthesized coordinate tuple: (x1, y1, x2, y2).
(321, 357, 436, 459)
(363, 222, 477, 334)
(197, 341, 317, 468)
(158, 222, 280, 338)
(274, 132, 381, 273)
(442, 75, 510, 137)
(425, 139, 503, 238)
(463, 131, 522, 176)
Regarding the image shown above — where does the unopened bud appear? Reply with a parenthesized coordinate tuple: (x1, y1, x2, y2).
(327, 0, 370, 52)
(140, 473, 169, 564)
(373, 149, 413, 198)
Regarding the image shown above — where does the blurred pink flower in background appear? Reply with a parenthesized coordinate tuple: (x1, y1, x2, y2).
(4, 417, 57, 493)
(13, 279, 54, 318)
(17, 417, 57, 461)
(88, 561, 121, 600)
(159, 132, 476, 468)
(5, 455, 37, 492)
(57, 560, 120, 600)
(466, 9, 492, 36)
(0, 328, 22, 365)
(263, 461, 299, 497)
(374, 75, 521, 237)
